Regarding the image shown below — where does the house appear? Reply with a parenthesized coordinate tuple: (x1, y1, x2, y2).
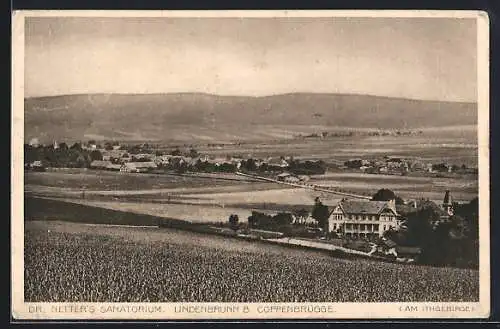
(298, 175, 310, 182)
(132, 153, 155, 161)
(377, 166, 388, 173)
(90, 160, 112, 170)
(403, 191, 455, 228)
(120, 162, 157, 173)
(29, 138, 40, 147)
(267, 157, 289, 168)
(276, 173, 291, 181)
(291, 213, 318, 226)
(30, 160, 45, 172)
(285, 176, 301, 183)
(327, 198, 400, 237)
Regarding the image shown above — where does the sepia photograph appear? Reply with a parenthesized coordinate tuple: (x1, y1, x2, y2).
(11, 10, 490, 319)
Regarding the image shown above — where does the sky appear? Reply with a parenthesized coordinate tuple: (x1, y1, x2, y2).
(24, 16, 477, 102)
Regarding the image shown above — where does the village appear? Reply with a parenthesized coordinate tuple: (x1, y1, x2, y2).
(25, 138, 477, 178)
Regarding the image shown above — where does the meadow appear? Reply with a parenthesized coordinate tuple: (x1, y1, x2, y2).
(25, 221, 479, 302)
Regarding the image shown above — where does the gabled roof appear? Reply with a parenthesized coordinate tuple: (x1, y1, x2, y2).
(339, 200, 396, 216)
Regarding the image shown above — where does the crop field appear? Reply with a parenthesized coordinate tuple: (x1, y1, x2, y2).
(63, 199, 255, 224)
(25, 221, 479, 302)
(24, 170, 250, 191)
(308, 173, 477, 202)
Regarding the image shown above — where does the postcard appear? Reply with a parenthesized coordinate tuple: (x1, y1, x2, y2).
(11, 10, 490, 320)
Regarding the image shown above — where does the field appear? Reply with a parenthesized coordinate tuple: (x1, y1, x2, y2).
(194, 127, 478, 167)
(308, 173, 477, 202)
(25, 221, 479, 302)
(24, 170, 259, 191)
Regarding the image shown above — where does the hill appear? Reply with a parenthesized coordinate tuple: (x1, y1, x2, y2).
(24, 93, 477, 143)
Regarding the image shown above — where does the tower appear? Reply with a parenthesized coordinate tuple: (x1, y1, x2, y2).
(442, 190, 454, 216)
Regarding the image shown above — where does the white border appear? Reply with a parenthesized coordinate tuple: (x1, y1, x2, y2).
(11, 10, 490, 320)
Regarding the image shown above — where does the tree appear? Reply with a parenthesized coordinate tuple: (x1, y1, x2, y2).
(188, 148, 199, 158)
(311, 197, 329, 231)
(70, 142, 82, 151)
(243, 158, 257, 172)
(58, 142, 68, 150)
(24, 144, 37, 164)
(90, 150, 103, 161)
(171, 148, 182, 156)
(371, 188, 404, 205)
(294, 208, 309, 223)
(228, 214, 239, 230)
(104, 142, 113, 151)
(273, 212, 294, 226)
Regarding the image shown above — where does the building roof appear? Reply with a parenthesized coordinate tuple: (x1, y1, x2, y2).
(340, 200, 395, 215)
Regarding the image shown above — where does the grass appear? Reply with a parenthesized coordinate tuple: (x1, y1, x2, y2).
(25, 196, 184, 227)
(24, 220, 479, 302)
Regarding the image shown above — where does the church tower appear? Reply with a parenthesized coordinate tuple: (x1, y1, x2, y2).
(442, 190, 454, 216)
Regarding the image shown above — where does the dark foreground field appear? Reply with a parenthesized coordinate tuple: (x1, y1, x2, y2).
(25, 220, 479, 303)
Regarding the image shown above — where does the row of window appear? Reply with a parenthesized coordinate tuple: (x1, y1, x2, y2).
(331, 223, 393, 232)
(331, 214, 395, 221)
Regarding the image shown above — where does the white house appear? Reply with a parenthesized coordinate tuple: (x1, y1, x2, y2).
(327, 199, 400, 237)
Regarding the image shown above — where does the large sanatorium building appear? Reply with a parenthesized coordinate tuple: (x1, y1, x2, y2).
(327, 191, 455, 237)
(327, 199, 400, 237)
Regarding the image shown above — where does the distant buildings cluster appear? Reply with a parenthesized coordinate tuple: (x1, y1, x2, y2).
(344, 155, 477, 175)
